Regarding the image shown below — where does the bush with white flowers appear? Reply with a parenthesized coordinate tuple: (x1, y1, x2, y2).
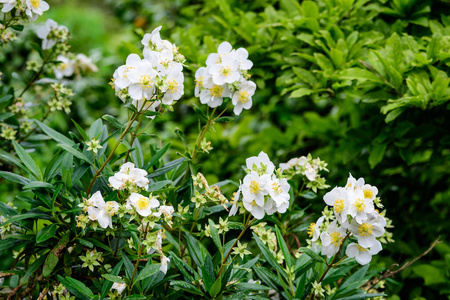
(0, 5, 410, 299)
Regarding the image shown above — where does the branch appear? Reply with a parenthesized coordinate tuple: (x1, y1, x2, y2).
(367, 236, 441, 290)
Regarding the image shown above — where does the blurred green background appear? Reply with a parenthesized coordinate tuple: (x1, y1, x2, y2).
(1, 0, 450, 299)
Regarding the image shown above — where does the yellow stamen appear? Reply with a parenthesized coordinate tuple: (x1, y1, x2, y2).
(358, 223, 373, 237)
(330, 232, 343, 247)
(356, 244, 367, 252)
(136, 197, 150, 211)
(249, 180, 260, 194)
(334, 199, 344, 214)
(167, 79, 178, 93)
(354, 198, 366, 213)
(31, 0, 40, 8)
(195, 76, 204, 88)
(210, 85, 223, 97)
(238, 90, 250, 103)
(271, 182, 282, 195)
(307, 223, 316, 237)
(220, 66, 231, 77)
(364, 189, 373, 199)
(139, 75, 153, 91)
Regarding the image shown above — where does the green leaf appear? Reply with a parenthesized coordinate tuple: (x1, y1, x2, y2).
(209, 277, 222, 297)
(89, 118, 103, 139)
(0, 112, 14, 122)
(23, 181, 55, 190)
(20, 255, 46, 283)
(78, 238, 94, 248)
(368, 143, 387, 169)
(102, 114, 124, 129)
(144, 143, 171, 170)
(275, 225, 294, 267)
(72, 119, 89, 141)
(339, 264, 370, 293)
(185, 232, 203, 267)
(169, 251, 197, 282)
(0, 171, 30, 185)
(35, 119, 74, 146)
(102, 274, 125, 283)
(337, 293, 386, 300)
(170, 280, 204, 295)
(12, 140, 41, 179)
(1, 213, 48, 227)
(297, 247, 327, 264)
(339, 68, 386, 85)
(208, 219, 223, 254)
(134, 263, 161, 283)
(291, 88, 314, 98)
(253, 234, 287, 278)
(131, 137, 144, 168)
(57, 143, 93, 165)
(36, 224, 58, 243)
(122, 253, 135, 280)
(57, 275, 94, 300)
(314, 53, 334, 71)
(101, 261, 124, 298)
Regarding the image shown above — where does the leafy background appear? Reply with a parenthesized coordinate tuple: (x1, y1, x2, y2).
(1, 0, 449, 298)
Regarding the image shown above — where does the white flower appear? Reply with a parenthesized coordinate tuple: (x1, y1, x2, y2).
(241, 172, 269, 219)
(346, 240, 382, 265)
(87, 191, 119, 229)
(229, 186, 241, 217)
(0, 0, 17, 13)
(232, 80, 256, 115)
(76, 54, 98, 72)
(304, 163, 317, 181)
(323, 187, 349, 225)
(126, 59, 158, 101)
(348, 212, 385, 248)
(345, 173, 364, 191)
(307, 215, 325, 242)
(145, 50, 182, 76)
(199, 78, 230, 108)
(128, 168, 149, 190)
(111, 282, 126, 295)
(209, 55, 240, 85)
(206, 41, 233, 67)
(161, 70, 184, 105)
(141, 26, 175, 54)
(361, 183, 378, 201)
(54, 55, 74, 79)
(160, 255, 170, 274)
(246, 151, 275, 175)
(36, 19, 68, 50)
(266, 175, 290, 208)
(128, 193, 159, 217)
(320, 220, 347, 258)
(113, 54, 142, 92)
(25, 0, 49, 21)
(232, 47, 253, 70)
(194, 67, 209, 97)
(108, 162, 149, 191)
(347, 189, 375, 223)
(154, 205, 174, 218)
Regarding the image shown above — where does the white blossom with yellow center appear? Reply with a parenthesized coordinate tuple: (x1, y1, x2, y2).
(199, 77, 230, 108)
(232, 80, 256, 115)
(323, 187, 349, 225)
(36, 19, 68, 50)
(161, 71, 184, 105)
(126, 60, 158, 101)
(87, 191, 119, 229)
(320, 220, 347, 258)
(54, 55, 74, 80)
(307, 215, 325, 242)
(128, 193, 159, 217)
(348, 212, 386, 248)
(25, 0, 49, 21)
(241, 171, 269, 219)
(346, 240, 382, 265)
(348, 189, 375, 223)
(109, 162, 149, 191)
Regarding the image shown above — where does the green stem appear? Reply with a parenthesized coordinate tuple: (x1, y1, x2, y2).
(86, 112, 139, 196)
(124, 113, 144, 163)
(217, 216, 254, 277)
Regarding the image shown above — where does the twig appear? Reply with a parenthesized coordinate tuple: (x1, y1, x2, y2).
(6, 284, 23, 300)
(366, 236, 441, 290)
(37, 288, 49, 300)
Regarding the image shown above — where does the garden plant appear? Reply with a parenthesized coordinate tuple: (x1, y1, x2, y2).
(0, 0, 448, 299)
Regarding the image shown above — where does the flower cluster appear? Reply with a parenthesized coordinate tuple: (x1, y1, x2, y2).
(54, 53, 98, 80)
(280, 154, 329, 192)
(308, 174, 390, 265)
(194, 41, 255, 115)
(230, 151, 290, 220)
(78, 162, 174, 275)
(36, 18, 69, 50)
(1, 0, 49, 21)
(191, 172, 229, 209)
(112, 26, 185, 113)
